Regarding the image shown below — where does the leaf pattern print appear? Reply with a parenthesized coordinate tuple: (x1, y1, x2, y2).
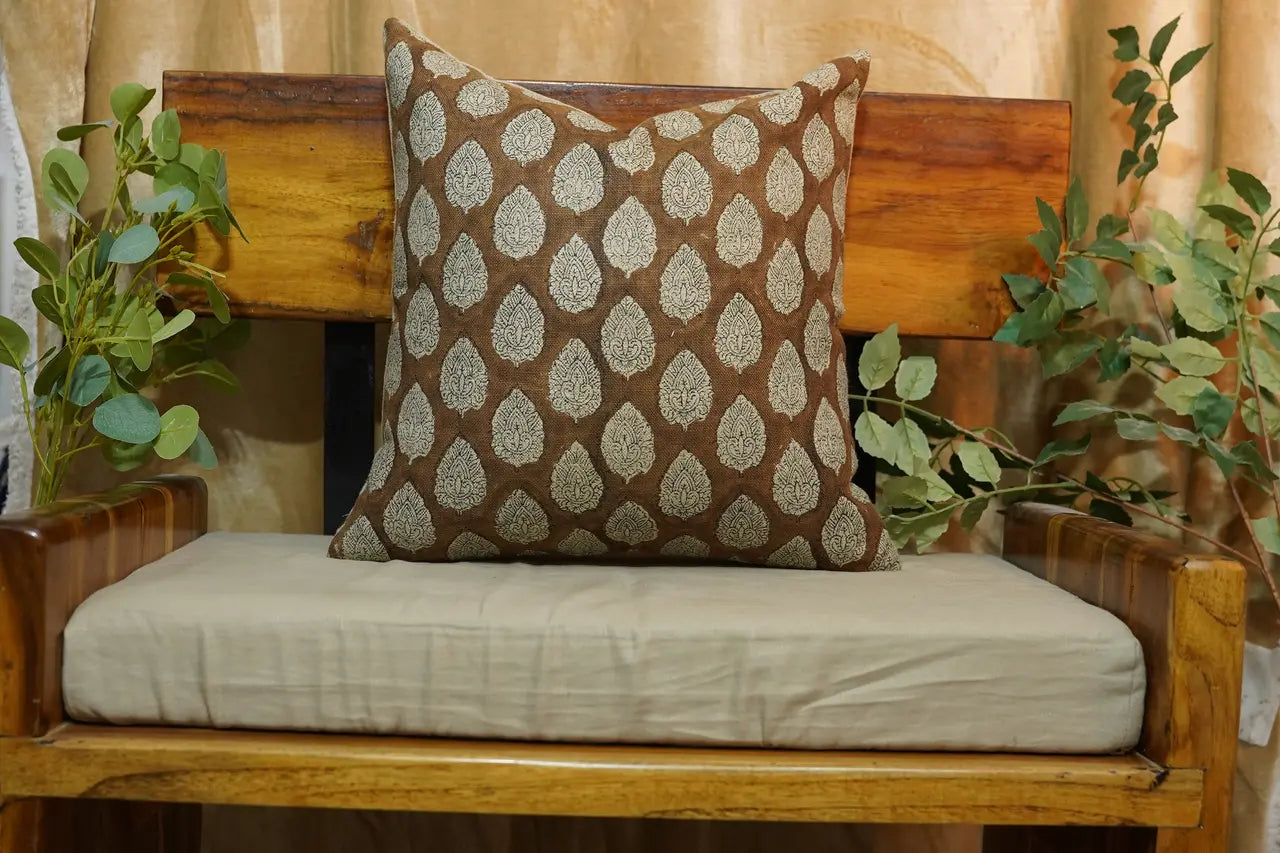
(409, 91, 446, 161)
(549, 441, 604, 513)
(605, 501, 658, 546)
(547, 235, 602, 313)
(717, 495, 769, 549)
(658, 450, 712, 519)
(434, 437, 487, 511)
(765, 239, 803, 315)
(715, 194, 763, 268)
(383, 482, 435, 551)
(396, 383, 435, 460)
(767, 341, 807, 418)
(602, 196, 657, 277)
(456, 78, 509, 118)
(659, 244, 711, 323)
(821, 496, 868, 566)
(340, 515, 389, 561)
(601, 296, 655, 378)
(716, 395, 766, 473)
(772, 440, 820, 516)
(404, 287, 439, 359)
(491, 389, 545, 467)
(442, 233, 488, 310)
(600, 402, 655, 482)
(714, 293, 763, 373)
(658, 350, 712, 428)
(711, 114, 760, 175)
(500, 108, 556, 165)
(495, 489, 549, 544)
(447, 531, 499, 560)
(765, 148, 804, 220)
(438, 337, 488, 414)
(444, 139, 493, 212)
(547, 338, 602, 422)
(492, 185, 546, 259)
(653, 109, 702, 140)
(552, 142, 604, 214)
(812, 398, 847, 471)
(407, 187, 440, 260)
(491, 284, 545, 365)
(661, 152, 713, 223)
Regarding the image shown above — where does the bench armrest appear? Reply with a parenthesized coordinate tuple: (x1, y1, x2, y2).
(0, 476, 206, 737)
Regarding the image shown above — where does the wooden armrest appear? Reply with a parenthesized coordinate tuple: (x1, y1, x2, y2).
(0, 476, 206, 737)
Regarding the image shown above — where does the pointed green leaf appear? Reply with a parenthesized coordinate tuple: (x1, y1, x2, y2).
(1096, 337, 1130, 381)
(1053, 399, 1115, 425)
(56, 120, 113, 141)
(1169, 44, 1212, 85)
(134, 186, 195, 214)
(1116, 416, 1159, 441)
(1064, 178, 1088, 243)
(186, 427, 218, 469)
(109, 82, 155, 123)
(1034, 433, 1091, 467)
(1036, 197, 1063, 245)
(1017, 290, 1064, 343)
(1160, 423, 1202, 446)
(880, 476, 931, 509)
(1160, 337, 1226, 376)
(1129, 92, 1158, 131)
(14, 237, 59, 280)
(1089, 499, 1133, 527)
(67, 355, 111, 406)
(0, 315, 31, 371)
(1155, 375, 1214, 415)
(992, 312, 1023, 345)
(1002, 274, 1046, 309)
(1171, 277, 1229, 333)
(1108, 25, 1140, 61)
(1027, 228, 1060, 267)
(857, 324, 900, 391)
(1149, 208, 1192, 254)
(1085, 237, 1132, 262)
(1254, 518, 1280, 556)
(1149, 16, 1180, 66)
(154, 162, 199, 196)
(1118, 148, 1140, 183)
(1095, 213, 1129, 241)
(1060, 257, 1099, 310)
(1113, 69, 1151, 104)
(891, 418, 930, 474)
(1232, 441, 1277, 482)
(125, 310, 153, 371)
(894, 356, 937, 401)
(1153, 103, 1178, 134)
(1226, 168, 1271, 218)
(31, 285, 62, 329)
(92, 393, 160, 444)
(1039, 330, 1103, 378)
(956, 441, 1001, 484)
(854, 410, 895, 462)
(1199, 204, 1255, 240)
(152, 309, 195, 343)
(1128, 336, 1165, 360)
(1259, 313, 1280, 349)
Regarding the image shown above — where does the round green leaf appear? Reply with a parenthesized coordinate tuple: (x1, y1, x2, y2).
(186, 427, 217, 469)
(109, 82, 156, 124)
(154, 404, 199, 459)
(854, 410, 895, 462)
(0, 315, 31, 371)
(41, 149, 89, 198)
(894, 356, 938, 402)
(108, 224, 160, 264)
(14, 237, 59, 280)
(125, 310, 154, 371)
(956, 441, 1001, 484)
(92, 393, 161, 444)
(153, 309, 196, 343)
(67, 355, 111, 406)
(150, 109, 181, 160)
(857, 324, 900, 392)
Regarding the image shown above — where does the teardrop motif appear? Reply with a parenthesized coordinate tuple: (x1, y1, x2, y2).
(805, 206, 833, 275)
(717, 495, 769, 549)
(600, 402, 655, 482)
(766, 239, 804, 315)
(765, 148, 804, 220)
(869, 528, 899, 571)
(773, 440, 820, 516)
(661, 152, 713, 223)
(716, 395, 766, 473)
(385, 42, 412, 108)
(768, 341, 807, 419)
(396, 383, 435, 461)
(711, 114, 760, 175)
(548, 235, 602, 313)
(822, 496, 868, 566)
(495, 489, 549, 545)
(456, 78, 509, 118)
(832, 259, 845, 318)
(448, 531, 499, 561)
(407, 187, 440, 260)
(700, 97, 741, 114)
(804, 301, 833, 372)
(383, 325, 402, 398)
(658, 350, 712, 428)
(549, 441, 604, 513)
(767, 536, 817, 569)
(392, 132, 408, 203)
(421, 49, 469, 79)
(547, 338, 602, 422)
(835, 353, 849, 418)
(404, 288, 440, 359)
(567, 110, 615, 132)
(758, 86, 802, 125)
(653, 109, 702, 140)
(834, 81, 861, 145)
(493, 185, 546, 260)
(601, 296, 655, 378)
(661, 535, 710, 560)
(340, 515, 389, 561)
(365, 435, 394, 492)
(500, 108, 555, 165)
(831, 169, 848, 232)
(409, 91, 446, 161)
(659, 450, 712, 519)
(659, 244, 711, 323)
(802, 114, 835, 180)
(557, 528, 608, 557)
(813, 398, 847, 471)
(607, 126, 655, 174)
(802, 62, 840, 92)
(602, 196, 657, 277)
(491, 284, 545, 365)
(715, 194, 763, 268)
(714, 293, 763, 373)
(444, 139, 493, 212)
(442, 233, 488, 310)
(439, 337, 488, 414)
(552, 143, 604, 214)
(490, 389, 544, 467)
(605, 501, 658, 546)
(392, 228, 408, 299)
(383, 482, 435, 551)
(434, 437, 487, 511)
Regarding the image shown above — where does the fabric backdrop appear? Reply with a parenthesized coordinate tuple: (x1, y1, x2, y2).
(1, 0, 1278, 850)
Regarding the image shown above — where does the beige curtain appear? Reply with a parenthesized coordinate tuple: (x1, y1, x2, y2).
(2, 0, 1278, 850)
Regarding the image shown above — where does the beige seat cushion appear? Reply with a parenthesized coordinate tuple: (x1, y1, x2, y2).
(63, 532, 1144, 753)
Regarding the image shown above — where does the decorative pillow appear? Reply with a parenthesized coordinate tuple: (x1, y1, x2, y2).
(330, 18, 899, 572)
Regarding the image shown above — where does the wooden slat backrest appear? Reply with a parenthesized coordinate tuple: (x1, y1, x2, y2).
(162, 71, 1070, 338)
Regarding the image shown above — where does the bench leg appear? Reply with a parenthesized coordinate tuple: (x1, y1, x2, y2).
(1, 798, 200, 853)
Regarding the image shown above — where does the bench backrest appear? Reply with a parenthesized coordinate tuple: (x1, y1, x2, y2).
(163, 71, 1070, 339)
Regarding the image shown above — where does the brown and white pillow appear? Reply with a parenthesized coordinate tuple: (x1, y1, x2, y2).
(330, 18, 899, 571)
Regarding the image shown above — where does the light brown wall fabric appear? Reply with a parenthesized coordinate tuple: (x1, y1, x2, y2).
(2, 0, 1278, 850)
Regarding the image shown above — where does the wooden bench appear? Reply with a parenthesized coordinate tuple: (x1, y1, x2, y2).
(0, 71, 1245, 853)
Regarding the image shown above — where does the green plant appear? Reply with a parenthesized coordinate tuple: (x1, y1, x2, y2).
(856, 18, 1280, 610)
(0, 82, 248, 506)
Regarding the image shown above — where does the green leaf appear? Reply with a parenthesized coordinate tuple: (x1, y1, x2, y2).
(150, 109, 181, 161)
(854, 410, 895, 462)
(1039, 330, 1103, 379)
(1085, 237, 1132, 262)
(1054, 399, 1115, 425)
(1128, 336, 1165, 360)
(1112, 69, 1151, 105)
(1149, 16, 1180, 66)
(894, 356, 937, 401)
(1135, 144, 1159, 180)
(67, 355, 111, 406)
(108, 224, 160, 264)
(41, 149, 88, 216)
(1232, 441, 1277, 482)
(1027, 228, 1060, 267)
(0, 315, 30, 371)
(1171, 276, 1230, 333)
(1156, 375, 1214, 415)
(1169, 44, 1212, 86)
(891, 418, 930, 474)
(1242, 396, 1280, 438)
(125, 310, 153, 371)
(198, 182, 231, 236)
(857, 324, 900, 391)
(1270, 237, 1280, 258)
(56, 120, 113, 141)
(1108, 25, 1140, 61)
(1118, 148, 1140, 183)
(1206, 439, 1237, 476)
(122, 115, 143, 152)
(109, 82, 156, 123)
(1034, 433, 1091, 467)
(1261, 275, 1280, 303)
(1060, 257, 1099, 310)
(992, 312, 1023, 345)
(1226, 167, 1271, 218)
(134, 186, 195, 214)
(1089, 499, 1133, 527)
(94, 233, 115, 277)
(152, 309, 195, 343)
(1254, 518, 1280, 556)
(178, 143, 206, 173)
(1036, 197, 1063, 245)
(186, 427, 218, 469)
(1129, 92, 1158, 130)
(880, 476, 931, 509)
(93, 393, 161, 444)
(31, 285, 62, 329)
(33, 346, 68, 397)
(1153, 102, 1178, 134)
(1149, 208, 1192, 254)
(1160, 422, 1202, 446)
(1095, 213, 1129, 241)
(209, 318, 251, 352)
(1064, 177, 1088, 243)
(1018, 290, 1064, 344)
(1132, 250, 1170, 285)
(154, 162, 199, 197)
(1096, 337, 1130, 381)
(154, 404, 200, 459)
(1259, 313, 1280, 350)
(14, 237, 59, 280)
(1199, 204, 1255, 240)
(1160, 337, 1226, 376)
(101, 438, 153, 472)
(1252, 347, 1280, 393)
(1002, 273, 1045, 309)
(1116, 416, 1159, 441)
(956, 441, 1001, 484)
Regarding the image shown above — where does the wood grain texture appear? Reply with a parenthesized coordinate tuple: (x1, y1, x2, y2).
(1002, 503, 1246, 853)
(0, 476, 207, 738)
(161, 70, 1070, 338)
(0, 798, 200, 853)
(0, 724, 1201, 827)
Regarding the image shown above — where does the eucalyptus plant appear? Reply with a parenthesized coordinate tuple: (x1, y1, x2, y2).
(0, 82, 247, 506)
(856, 18, 1280, 609)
